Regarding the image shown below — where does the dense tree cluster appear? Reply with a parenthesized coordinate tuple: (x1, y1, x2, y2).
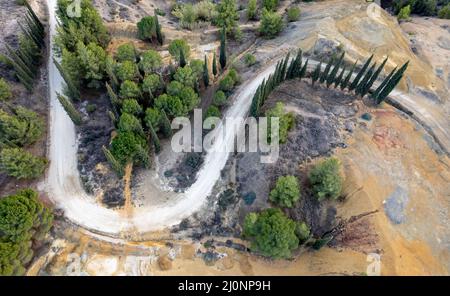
(0, 189, 53, 275)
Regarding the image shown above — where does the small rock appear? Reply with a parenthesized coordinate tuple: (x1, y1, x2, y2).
(158, 255, 172, 271)
(345, 121, 355, 132)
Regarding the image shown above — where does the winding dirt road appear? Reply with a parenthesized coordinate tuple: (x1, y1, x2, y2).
(45, 0, 449, 237)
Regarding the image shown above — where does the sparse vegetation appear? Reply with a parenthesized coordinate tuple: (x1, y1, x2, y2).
(244, 53, 257, 67)
(259, 8, 284, 39)
(247, 0, 258, 20)
(287, 7, 301, 22)
(398, 5, 411, 20)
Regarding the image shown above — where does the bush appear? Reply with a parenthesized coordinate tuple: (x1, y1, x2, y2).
(398, 5, 411, 20)
(263, 0, 279, 11)
(115, 43, 136, 62)
(259, 8, 284, 39)
(168, 39, 191, 63)
(308, 158, 343, 201)
(244, 53, 257, 67)
(213, 90, 227, 106)
(0, 148, 47, 179)
(172, 1, 217, 29)
(266, 102, 295, 143)
(247, 0, 258, 20)
(295, 222, 310, 243)
(219, 75, 235, 92)
(205, 105, 221, 118)
(0, 106, 44, 147)
(0, 78, 12, 101)
(243, 208, 299, 259)
(438, 4, 450, 18)
(137, 16, 156, 41)
(287, 7, 301, 22)
(269, 175, 300, 208)
(216, 0, 239, 33)
(228, 68, 240, 84)
(121, 99, 142, 115)
(119, 80, 141, 99)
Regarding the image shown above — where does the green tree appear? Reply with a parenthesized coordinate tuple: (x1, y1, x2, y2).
(0, 78, 12, 101)
(56, 92, 82, 125)
(295, 221, 311, 243)
(137, 16, 156, 42)
(212, 52, 218, 76)
(259, 8, 284, 39)
(142, 74, 161, 97)
(144, 107, 162, 132)
(121, 99, 142, 115)
(243, 208, 299, 259)
(115, 61, 137, 82)
(168, 39, 190, 63)
(308, 158, 343, 201)
(219, 27, 227, 69)
(110, 131, 147, 165)
(216, 0, 239, 33)
(398, 5, 411, 20)
(75, 42, 107, 89)
(116, 43, 136, 62)
(203, 55, 209, 87)
(117, 113, 144, 136)
(263, 0, 279, 11)
(174, 66, 197, 88)
(0, 106, 44, 147)
(155, 94, 186, 117)
(154, 12, 164, 45)
(213, 90, 227, 106)
(179, 86, 200, 111)
(119, 80, 141, 99)
(138, 49, 162, 74)
(219, 75, 235, 92)
(0, 148, 47, 179)
(205, 105, 221, 118)
(269, 175, 300, 208)
(266, 102, 295, 143)
(247, 0, 258, 20)
(166, 80, 184, 97)
(244, 53, 257, 67)
(438, 4, 450, 19)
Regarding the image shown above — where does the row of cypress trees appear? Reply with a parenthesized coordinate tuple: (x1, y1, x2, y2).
(1, 1, 45, 91)
(250, 49, 409, 117)
(250, 49, 307, 117)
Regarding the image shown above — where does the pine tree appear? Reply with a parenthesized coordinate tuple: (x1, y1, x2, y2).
(311, 61, 322, 86)
(148, 121, 161, 153)
(212, 52, 218, 77)
(361, 57, 388, 97)
(219, 27, 227, 70)
(56, 92, 82, 125)
(53, 58, 80, 100)
(179, 48, 186, 68)
(340, 60, 357, 90)
(320, 59, 333, 84)
(154, 13, 164, 45)
(102, 146, 124, 177)
(371, 66, 397, 102)
(349, 55, 373, 91)
(326, 52, 345, 88)
(160, 110, 173, 138)
(203, 55, 209, 87)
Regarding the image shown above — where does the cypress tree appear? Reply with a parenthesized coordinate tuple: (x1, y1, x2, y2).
(326, 52, 345, 88)
(320, 58, 333, 84)
(375, 61, 409, 104)
(160, 110, 173, 138)
(299, 59, 308, 79)
(311, 61, 322, 86)
(371, 66, 397, 102)
(349, 54, 373, 91)
(102, 146, 124, 177)
(280, 53, 290, 82)
(5, 44, 35, 78)
(148, 121, 161, 153)
(154, 13, 164, 45)
(340, 60, 357, 90)
(203, 55, 209, 87)
(361, 57, 388, 97)
(108, 111, 117, 127)
(293, 49, 303, 78)
(53, 58, 80, 100)
(250, 85, 261, 117)
(212, 52, 218, 77)
(179, 48, 186, 68)
(24, 0, 44, 33)
(219, 27, 227, 70)
(356, 62, 376, 96)
(334, 66, 346, 88)
(106, 82, 120, 117)
(56, 92, 82, 125)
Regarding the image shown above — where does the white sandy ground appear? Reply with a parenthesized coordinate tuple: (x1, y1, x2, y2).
(45, 0, 450, 236)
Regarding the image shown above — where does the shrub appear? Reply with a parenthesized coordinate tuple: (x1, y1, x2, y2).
(287, 7, 301, 22)
(213, 90, 227, 106)
(0, 148, 47, 179)
(247, 0, 258, 20)
(216, 0, 239, 33)
(137, 16, 156, 41)
(269, 175, 300, 208)
(308, 158, 343, 201)
(115, 43, 136, 62)
(243, 208, 299, 259)
(205, 105, 221, 118)
(121, 99, 142, 115)
(259, 8, 284, 39)
(219, 75, 235, 92)
(139, 49, 162, 74)
(228, 68, 240, 84)
(244, 53, 257, 67)
(266, 102, 295, 143)
(0, 78, 12, 101)
(398, 5, 411, 20)
(168, 39, 191, 63)
(263, 0, 279, 11)
(119, 80, 141, 99)
(438, 4, 450, 18)
(295, 222, 311, 243)
(172, 1, 217, 29)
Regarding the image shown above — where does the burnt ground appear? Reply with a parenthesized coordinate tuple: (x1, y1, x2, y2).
(75, 92, 123, 208)
(0, 0, 49, 196)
